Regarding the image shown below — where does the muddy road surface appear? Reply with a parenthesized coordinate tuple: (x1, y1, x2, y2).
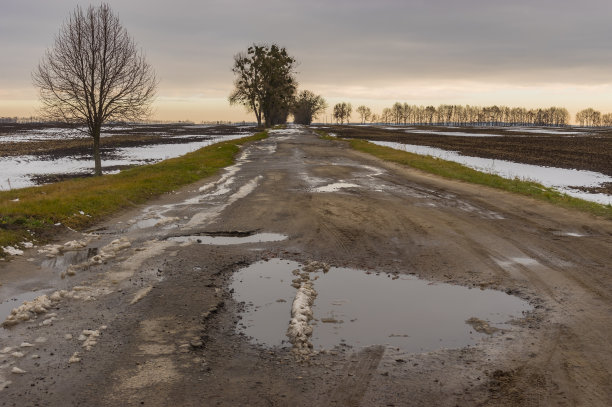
(1, 127, 611, 406)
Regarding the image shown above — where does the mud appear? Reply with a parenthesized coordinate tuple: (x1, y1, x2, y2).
(0, 126, 611, 406)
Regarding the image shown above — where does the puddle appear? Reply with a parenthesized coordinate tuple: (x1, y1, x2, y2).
(40, 248, 97, 271)
(128, 216, 180, 231)
(230, 259, 531, 353)
(168, 233, 287, 245)
(371, 140, 612, 205)
(313, 182, 360, 193)
(404, 129, 504, 137)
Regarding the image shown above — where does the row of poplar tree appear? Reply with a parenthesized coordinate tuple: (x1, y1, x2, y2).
(344, 104, 612, 127)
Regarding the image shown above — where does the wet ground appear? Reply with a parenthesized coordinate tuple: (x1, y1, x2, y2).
(0, 123, 255, 190)
(329, 125, 612, 176)
(0, 126, 611, 406)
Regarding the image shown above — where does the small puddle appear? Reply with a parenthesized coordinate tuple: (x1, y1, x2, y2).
(168, 233, 287, 245)
(41, 248, 97, 271)
(230, 259, 532, 353)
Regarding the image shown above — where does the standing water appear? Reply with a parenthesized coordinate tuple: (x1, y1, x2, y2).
(230, 259, 532, 353)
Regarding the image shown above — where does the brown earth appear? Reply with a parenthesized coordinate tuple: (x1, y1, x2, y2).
(329, 125, 612, 177)
(0, 127, 610, 406)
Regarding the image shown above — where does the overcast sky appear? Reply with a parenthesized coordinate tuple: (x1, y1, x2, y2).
(1, 0, 611, 122)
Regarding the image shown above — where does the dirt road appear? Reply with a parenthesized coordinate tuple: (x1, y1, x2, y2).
(1, 127, 611, 406)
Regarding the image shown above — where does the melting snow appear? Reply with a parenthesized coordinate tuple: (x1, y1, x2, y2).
(372, 140, 612, 205)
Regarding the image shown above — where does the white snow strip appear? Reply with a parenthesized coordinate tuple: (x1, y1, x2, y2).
(185, 175, 262, 228)
(404, 129, 503, 137)
(313, 182, 360, 193)
(131, 286, 153, 305)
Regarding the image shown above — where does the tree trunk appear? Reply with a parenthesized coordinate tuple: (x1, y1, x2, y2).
(92, 126, 102, 176)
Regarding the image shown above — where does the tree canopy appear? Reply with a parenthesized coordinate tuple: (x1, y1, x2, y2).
(229, 44, 297, 128)
(333, 102, 352, 124)
(291, 90, 327, 125)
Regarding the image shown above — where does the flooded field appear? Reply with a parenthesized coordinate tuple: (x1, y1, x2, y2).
(328, 125, 612, 205)
(373, 140, 612, 204)
(230, 259, 531, 353)
(0, 123, 255, 190)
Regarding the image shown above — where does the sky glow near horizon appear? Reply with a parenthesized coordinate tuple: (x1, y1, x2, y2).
(1, 0, 611, 123)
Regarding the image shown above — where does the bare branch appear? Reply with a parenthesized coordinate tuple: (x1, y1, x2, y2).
(32, 3, 157, 175)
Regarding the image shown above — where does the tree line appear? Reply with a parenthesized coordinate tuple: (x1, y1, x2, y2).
(348, 103, 571, 127)
(575, 108, 612, 127)
(338, 103, 612, 128)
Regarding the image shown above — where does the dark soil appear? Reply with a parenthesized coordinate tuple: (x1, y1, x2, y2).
(328, 125, 612, 176)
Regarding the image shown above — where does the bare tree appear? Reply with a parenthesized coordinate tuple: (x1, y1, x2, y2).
(356, 105, 371, 124)
(33, 4, 156, 176)
(333, 102, 352, 124)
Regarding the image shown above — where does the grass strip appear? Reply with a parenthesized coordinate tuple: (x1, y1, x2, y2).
(317, 131, 611, 219)
(0, 132, 267, 255)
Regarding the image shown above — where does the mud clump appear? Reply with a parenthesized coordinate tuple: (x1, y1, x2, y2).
(466, 317, 499, 335)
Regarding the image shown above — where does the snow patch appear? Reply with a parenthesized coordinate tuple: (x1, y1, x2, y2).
(80, 329, 100, 351)
(285, 261, 329, 358)
(287, 278, 317, 357)
(2, 246, 23, 256)
(68, 352, 81, 363)
(313, 182, 359, 193)
(38, 237, 93, 257)
(89, 238, 131, 264)
(131, 286, 153, 305)
(11, 367, 26, 375)
(2, 295, 55, 327)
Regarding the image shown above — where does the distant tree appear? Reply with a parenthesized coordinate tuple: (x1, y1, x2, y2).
(576, 108, 601, 127)
(392, 102, 403, 125)
(380, 107, 392, 124)
(602, 113, 612, 127)
(333, 102, 352, 124)
(32, 3, 157, 176)
(229, 44, 297, 128)
(291, 90, 327, 125)
(356, 105, 372, 124)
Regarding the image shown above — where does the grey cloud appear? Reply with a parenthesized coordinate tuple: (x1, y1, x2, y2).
(1, 0, 611, 93)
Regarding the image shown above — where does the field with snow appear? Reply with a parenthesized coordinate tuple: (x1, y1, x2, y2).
(0, 123, 255, 190)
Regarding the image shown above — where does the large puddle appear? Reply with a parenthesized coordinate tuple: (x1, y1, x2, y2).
(231, 259, 531, 353)
(371, 140, 612, 205)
